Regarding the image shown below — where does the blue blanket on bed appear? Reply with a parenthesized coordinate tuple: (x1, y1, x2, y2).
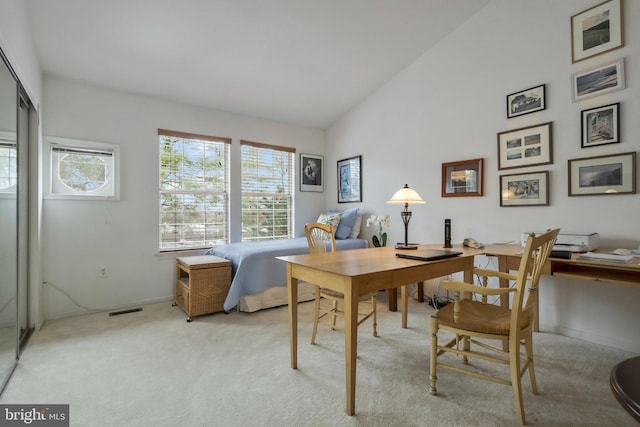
(206, 237, 368, 311)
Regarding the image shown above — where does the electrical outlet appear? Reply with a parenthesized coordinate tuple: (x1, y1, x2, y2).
(99, 266, 109, 278)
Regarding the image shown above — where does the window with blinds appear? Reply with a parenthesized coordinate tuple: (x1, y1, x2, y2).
(44, 136, 120, 199)
(241, 140, 295, 241)
(159, 129, 230, 251)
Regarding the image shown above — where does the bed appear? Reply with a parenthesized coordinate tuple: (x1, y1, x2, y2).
(206, 237, 368, 312)
(206, 208, 367, 312)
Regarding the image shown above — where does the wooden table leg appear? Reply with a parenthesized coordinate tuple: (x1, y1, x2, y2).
(388, 288, 397, 311)
(496, 255, 511, 351)
(417, 282, 424, 302)
(401, 285, 408, 329)
(497, 255, 510, 310)
(287, 264, 298, 369)
(344, 279, 358, 416)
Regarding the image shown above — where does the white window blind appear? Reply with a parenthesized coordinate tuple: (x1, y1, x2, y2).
(241, 140, 295, 242)
(159, 129, 230, 251)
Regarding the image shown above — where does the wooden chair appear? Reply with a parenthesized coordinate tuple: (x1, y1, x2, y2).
(429, 228, 559, 425)
(304, 222, 377, 344)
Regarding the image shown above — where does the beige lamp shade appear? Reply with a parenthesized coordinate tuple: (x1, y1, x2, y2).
(386, 184, 426, 205)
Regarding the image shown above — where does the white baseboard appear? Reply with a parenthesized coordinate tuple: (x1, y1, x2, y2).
(43, 296, 174, 322)
(541, 323, 640, 354)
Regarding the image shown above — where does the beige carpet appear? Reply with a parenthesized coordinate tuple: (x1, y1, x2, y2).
(0, 291, 636, 427)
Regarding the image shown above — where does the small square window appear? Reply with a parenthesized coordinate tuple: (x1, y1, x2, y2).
(45, 136, 120, 200)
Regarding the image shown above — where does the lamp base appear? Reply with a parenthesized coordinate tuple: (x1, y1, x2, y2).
(395, 244, 419, 250)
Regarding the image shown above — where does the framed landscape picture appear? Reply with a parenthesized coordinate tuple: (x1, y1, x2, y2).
(300, 153, 323, 192)
(581, 103, 620, 148)
(337, 155, 362, 203)
(568, 152, 635, 196)
(497, 122, 553, 170)
(506, 84, 546, 118)
(441, 158, 483, 197)
(571, 0, 623, 63)
(500, 171, 549, 207)
(572, 59, 625, 102)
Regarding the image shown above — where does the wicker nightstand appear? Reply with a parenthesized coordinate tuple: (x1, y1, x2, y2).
(174, 255, 232, 322)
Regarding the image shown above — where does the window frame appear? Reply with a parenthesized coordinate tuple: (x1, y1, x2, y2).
(158, 129, 231, 252)
(44, 136, 120, 200)
(240, 139, 295, 242)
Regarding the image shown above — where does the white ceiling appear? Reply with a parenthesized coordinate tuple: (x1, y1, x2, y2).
(25, 0, 489, 129)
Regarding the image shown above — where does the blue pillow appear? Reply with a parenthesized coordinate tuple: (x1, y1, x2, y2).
(330, 208, 359, 240)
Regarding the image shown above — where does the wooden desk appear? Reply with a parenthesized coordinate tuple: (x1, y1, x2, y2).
(482, 244, 640, 331)
(278, 245, 482, 416)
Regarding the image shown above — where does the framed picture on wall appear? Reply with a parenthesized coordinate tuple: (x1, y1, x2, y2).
(571, 0, 623, 63)
(499, 171, 549, 207)
(441, 158, 484, 197)
(300, 153, 324, 192)
(568, 152, 635, 196)
(571, 59, 625, 102)
(506, 84, 546, 118)
(581, 103, 620, 148)
(337, 155, 362, 203)
(497, 122, 553, 170)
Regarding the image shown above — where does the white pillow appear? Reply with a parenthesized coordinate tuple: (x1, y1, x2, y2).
(317, 212, 342, 234)
(349, 214, 363, 239)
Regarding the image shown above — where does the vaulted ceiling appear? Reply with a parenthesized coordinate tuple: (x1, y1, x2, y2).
(26, 0, 489, 128)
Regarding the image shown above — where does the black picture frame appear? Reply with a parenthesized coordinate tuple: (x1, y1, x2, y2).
(581, 103, 620, 148)
(506, 84, 546, 119)
(300, 153, 323, 192)
(337, 155, 362, 203)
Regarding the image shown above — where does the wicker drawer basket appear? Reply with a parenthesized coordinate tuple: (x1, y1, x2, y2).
(175, 255, 231, 321)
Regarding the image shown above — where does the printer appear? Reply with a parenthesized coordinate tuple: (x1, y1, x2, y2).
(521, 232, 599, 252)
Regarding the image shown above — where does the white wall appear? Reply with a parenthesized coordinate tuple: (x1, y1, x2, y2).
(326, 0, 640, 353)
(0, 0, 42, 107)
(41, 77, 326, 319)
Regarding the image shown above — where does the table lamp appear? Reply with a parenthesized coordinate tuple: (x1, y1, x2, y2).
(387, 184, 426, 250)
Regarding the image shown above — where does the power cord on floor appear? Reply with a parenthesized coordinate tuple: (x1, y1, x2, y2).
(426, 296, 451, 309)
(42, 282, 103, 313)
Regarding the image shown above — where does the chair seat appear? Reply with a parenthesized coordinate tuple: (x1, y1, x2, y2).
(320, 287, 374, 302)
(436, 301, 530, 335)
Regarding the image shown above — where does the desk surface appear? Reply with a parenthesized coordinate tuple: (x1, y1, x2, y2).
(279, 244, 483, 284)
(484, 244, 640, 269)
(483, 244, 640, 288)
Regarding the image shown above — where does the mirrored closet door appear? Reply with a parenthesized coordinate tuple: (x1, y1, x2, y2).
(0, 49, 19, 390)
